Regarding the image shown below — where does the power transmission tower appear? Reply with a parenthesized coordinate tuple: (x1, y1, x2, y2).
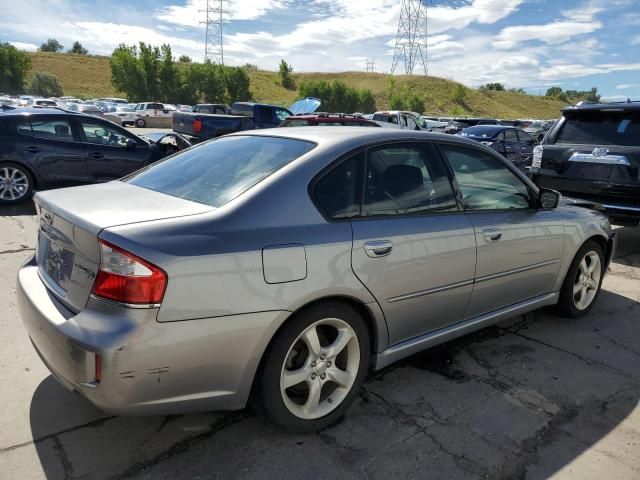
(366, 58, 376, 73)
(391, 0, 428, 75)
(201, 0, 229, 64)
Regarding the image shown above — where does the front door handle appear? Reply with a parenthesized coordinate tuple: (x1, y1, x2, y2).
(25, 146, 40, 153)
(88, 152, 104, 159)
(483, 228, 502, 242)
(364, 240, 393, 258)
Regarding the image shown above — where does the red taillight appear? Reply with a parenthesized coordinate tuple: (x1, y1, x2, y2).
(91, 240, 167, 305)
(193, 118, 202, 134)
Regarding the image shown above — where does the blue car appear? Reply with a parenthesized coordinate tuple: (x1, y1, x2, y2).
(457, 125, 535, 170)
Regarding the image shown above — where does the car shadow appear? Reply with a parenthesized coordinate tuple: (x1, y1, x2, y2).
(0, 200, 36, 216)
(28, 228, 640, 479)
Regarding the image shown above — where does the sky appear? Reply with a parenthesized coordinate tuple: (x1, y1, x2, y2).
(2, 0, 639, 99)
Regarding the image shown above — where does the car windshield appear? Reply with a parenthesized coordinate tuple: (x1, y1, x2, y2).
(557, 111, 640, 147)
(127, 135, 316, 207)
(459, 126, 500, 138)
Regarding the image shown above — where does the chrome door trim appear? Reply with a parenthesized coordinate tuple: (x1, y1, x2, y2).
(374, 292, 559, 370)
(475, 259, 560, 284)
(387, 278, 474, 303)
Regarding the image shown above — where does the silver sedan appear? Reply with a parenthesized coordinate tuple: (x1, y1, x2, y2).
(17, 128, 616, 432)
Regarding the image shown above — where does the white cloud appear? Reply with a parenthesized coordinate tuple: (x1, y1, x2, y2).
(632, 35, 640, 45)
(10, 41, 38, 51)
(155, 0, 289, 25)
(540, 63, 640, 80)
(492, 0, 603, 50)
(617, 83, 640, 89)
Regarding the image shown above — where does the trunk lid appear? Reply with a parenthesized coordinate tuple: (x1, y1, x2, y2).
(34, 181, 213, 312)
(289, 97, 321, 115)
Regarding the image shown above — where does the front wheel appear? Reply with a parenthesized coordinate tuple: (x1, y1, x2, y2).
(135, 118, 146, 128)
(556, 240, 605, 318)
(0, 163, 34, 204)
(257, 302, 370, 432)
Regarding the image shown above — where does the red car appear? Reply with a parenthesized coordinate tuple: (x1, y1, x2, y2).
(279, 113, 381, 127)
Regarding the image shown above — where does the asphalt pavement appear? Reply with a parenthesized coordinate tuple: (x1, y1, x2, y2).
(0, 203, 638, 479)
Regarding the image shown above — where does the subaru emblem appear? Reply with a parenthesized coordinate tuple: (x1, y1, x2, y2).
(592, 147, 609, 157)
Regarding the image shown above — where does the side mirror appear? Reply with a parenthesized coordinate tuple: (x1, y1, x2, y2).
(126, 139, 137, 150)
(538, 188, 561, 210)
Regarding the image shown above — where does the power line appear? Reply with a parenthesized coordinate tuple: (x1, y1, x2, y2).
(201, 0, 229, 65)
(391, 0, 429, 76)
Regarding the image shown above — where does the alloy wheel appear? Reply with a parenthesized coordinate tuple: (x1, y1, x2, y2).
(280, 318, 360, 420)
(0, 167, 29, 201)
(573, 251, 601, 310)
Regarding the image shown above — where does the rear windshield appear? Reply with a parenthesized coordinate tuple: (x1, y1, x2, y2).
(556, 111, 640, 147)
(127, 135, 315, 207)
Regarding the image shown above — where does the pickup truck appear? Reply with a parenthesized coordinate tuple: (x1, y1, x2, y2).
(172, 98, 321, 141)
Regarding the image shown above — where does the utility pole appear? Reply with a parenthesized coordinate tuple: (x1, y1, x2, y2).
(366, 58, 376, 73)
(391, 0, 429, 75)
(202, 0, 229, 64)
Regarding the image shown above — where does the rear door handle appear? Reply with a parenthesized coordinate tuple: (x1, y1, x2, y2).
(364, 240, 393, 258)
(25, 146, 40, 153)
(88, 152, 104, 159)
(483, 228, 502, 242)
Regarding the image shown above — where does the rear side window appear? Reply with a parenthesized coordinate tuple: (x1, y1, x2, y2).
(556, 112, 640, 146)
(315, 152, 363, 219)
(127, 136, 315, 207)
(17, 118, 74, 141)
(504, 130, 519, 142)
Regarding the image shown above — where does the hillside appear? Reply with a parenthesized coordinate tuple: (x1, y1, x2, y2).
(27, 52, 568, 119)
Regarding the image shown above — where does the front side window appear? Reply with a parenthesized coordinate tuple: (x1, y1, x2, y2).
(275, 108, 291, 122)
(504, 129, 519, 142)
(362, 144, 457, 216)
(17, 118, 74, 141)
(517, 130, 533, 143)
(128, 135, 315, 207)
(556, 111, 640, 146)
(80, 121, 135, 147)
(441, 145, 531, 211)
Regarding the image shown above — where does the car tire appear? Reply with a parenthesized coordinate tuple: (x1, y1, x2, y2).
(135, 118, 146, 128)
(256, 301, 370, 433)
(0, 163, 34, 204)
(556, 240, 605, 318)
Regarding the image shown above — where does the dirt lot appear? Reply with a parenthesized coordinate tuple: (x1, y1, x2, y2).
(0, 203, 638, 480)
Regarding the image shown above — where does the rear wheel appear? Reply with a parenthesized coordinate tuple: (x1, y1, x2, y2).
(257, 302, 370, 432)
(556, 240, 604, 318)
(0, 163, 33, 204)
(135, 118, 146, 128)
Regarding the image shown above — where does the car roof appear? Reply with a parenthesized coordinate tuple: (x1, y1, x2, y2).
(229, 126, 485, 149)
(463, 125, 512, 132)
(563, 101, 640, 113)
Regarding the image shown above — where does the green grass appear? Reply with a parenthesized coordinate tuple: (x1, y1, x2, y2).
(27, 52, 568, 118)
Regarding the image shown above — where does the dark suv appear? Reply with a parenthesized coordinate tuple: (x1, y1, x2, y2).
(0, 109, 166, 204)
(531, 101, 640, 225)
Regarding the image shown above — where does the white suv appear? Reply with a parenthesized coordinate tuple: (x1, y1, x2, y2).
(134, 102, 177, 127)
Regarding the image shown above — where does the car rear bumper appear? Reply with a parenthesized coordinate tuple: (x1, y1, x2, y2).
(17, 257, 288, 415)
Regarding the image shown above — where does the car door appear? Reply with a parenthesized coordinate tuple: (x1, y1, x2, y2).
(516, 129, 534, 166)
(439, 143, 565, 318)
(346, 142, 477, 344)
(76, 118, 151, 182)
(13, 115, 89, 187)
(502, 128, 522, 164)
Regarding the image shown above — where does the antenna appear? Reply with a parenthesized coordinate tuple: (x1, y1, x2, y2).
(366, 58, 376, 73)
(201, 0, 230, 64)
(391, 0, 429, 75)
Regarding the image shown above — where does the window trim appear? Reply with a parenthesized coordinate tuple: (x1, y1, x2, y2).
(434, 141, 540, 213)
(309, 139, 463, 223)
(75, 118, 144, 147)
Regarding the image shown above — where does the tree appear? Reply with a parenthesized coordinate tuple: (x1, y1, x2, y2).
(110, 44, 146, 101)
(68, 41, 88, 55)
(406, 94, 425, 114)
(158, 44, 179, 103)
(483, 82, 505, 91)
(278, 59, 294, 89)
(586, 87, 600, 103)
(546, 86, 563, 97)
(225, 66, 251, 102)
(27, 72, 63, 97)
(0, 42, 31, 94)
(39, 39, 64, 53)
(359, 89, 376, 113)
(298, 80, 375, 113)
(178, 55, 191, 63)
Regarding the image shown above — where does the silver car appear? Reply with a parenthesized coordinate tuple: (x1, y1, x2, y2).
(17, 128, 616, 432)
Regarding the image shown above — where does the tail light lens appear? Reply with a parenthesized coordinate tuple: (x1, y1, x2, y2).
(91, 240, 167, 305)
(193, 118, 202, 134)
